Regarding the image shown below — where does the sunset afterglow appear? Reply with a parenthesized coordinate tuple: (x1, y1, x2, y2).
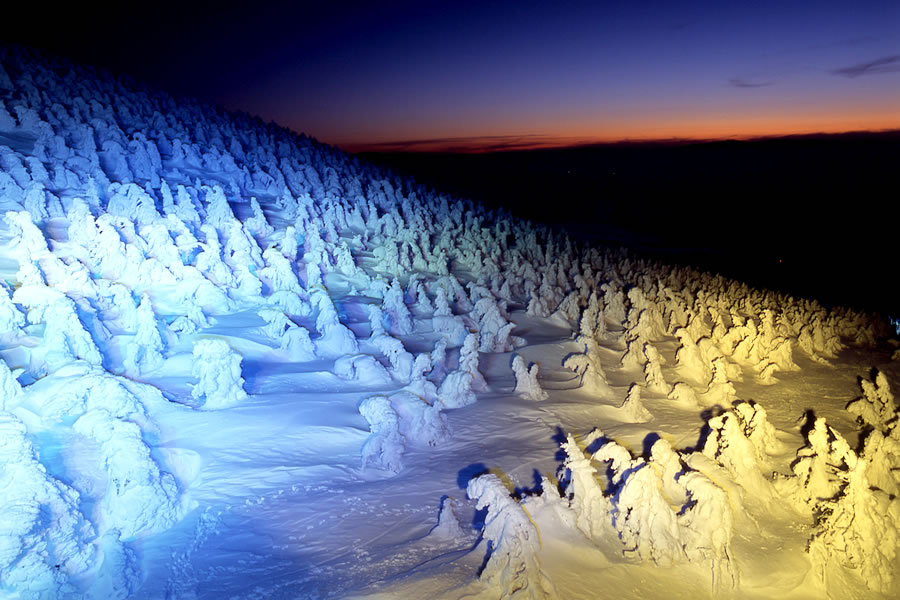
(9, 1, 898, 153)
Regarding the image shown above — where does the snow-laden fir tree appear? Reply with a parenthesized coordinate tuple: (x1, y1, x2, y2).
(593, 438, 683, 566)
(122, 294, 165, 375)
(512, 354, 548, 401)
(359, 395, 405, 474)
(618, 383, 652, 423)
(847, 370, 896, 431)
(466, 474, 557, 599)
(72, 408, 180, 539)
(643, 343, 668, 394)
(191, 339, 247, 409)
(0, 358, 23, 410)
(382, 278, 414, 335)
(560, 434, 612, 542)
(0, 412, 96, 595)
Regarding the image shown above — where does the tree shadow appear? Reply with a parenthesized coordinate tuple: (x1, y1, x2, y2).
(552, 425, 568, 462)
(585, 428, 611, 454)
(681, 406, 726, 453)
(799, 408, 817, 441)
(513, 468, 544, 500)
(641, 431, 661, 459)
(457, 462, 490, 490)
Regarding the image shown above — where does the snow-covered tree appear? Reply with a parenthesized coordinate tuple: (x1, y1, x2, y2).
(466, 474, 556, 599)
(593, 439, 683, 566)
(383, 278, 414, 335)
(560, 434, 612, 541)
(191, 339, 247, 409)
(0, 358, 23, 410)
(0, 412, 96, 595)
(72, 408, 180, 539)
(847, 370, 896, 431)
(512, 355, 548, 401)
(122, 294, 165, 375)
(678, 471, 738, 592)
(359, 395, 405, 474)
(563, 342, 612, 397)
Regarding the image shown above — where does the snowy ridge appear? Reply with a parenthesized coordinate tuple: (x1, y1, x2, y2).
(0, 45, 898, 599)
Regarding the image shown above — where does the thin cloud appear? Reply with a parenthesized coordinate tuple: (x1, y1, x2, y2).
(344, 134, 583, 154)
(830, 55, 900, 78)
(729, 78, 774, 88)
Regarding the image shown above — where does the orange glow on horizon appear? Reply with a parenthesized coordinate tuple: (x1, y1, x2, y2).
(332, 108, 900, 153)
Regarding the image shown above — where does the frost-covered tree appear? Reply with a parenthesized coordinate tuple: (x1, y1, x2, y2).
(0, 412, 96, 596)
(122, 294, 165, 375)
(0, 281, 26, 338)
(390, 390, 450, 448)
(280, 224, 299, 261)
(466, 474, 556, 599)
(512, 355, 548, 401)
(788, 417, 857, 509)
(643, 343, 668, 394)
(0, 358, 23, 411)
(359, 395, 405, 474)
(472, 295, 521, 352)
(807, 442, 900, 594)
(667, 381, 700, 409)
(617, 383, 652, 423)
(260, 247, 303, 294)
(847, 370, 896, 431)
(372, 333, 414, 382)
(673, 327, 712, 387)
(430, 496, 467, 540)
(191, 339, 247, 409)
(406, 353, 438, 403)
(678, 471, 738, 592)
(382, 278, 414, 335)
(276, 324, 314, 362)
(14, 289, 104, 372)
(203, 184, 236, 229)
(560, 434, 612, 541)
(593, 439, 683, 566)
(334, 354, 393, 385)
(195, 225, 235, 288)
(244, 196, 274, 238)
(174, 184, 202, 228)
(702, 404, 777, 499)
(5, 210, 49, 286)
(72, 408, 180, 539)
(562, 347, 612, 397)
(698, 357, 736, 407)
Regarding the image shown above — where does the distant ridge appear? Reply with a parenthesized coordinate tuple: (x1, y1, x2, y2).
(347, 128, 900, 154)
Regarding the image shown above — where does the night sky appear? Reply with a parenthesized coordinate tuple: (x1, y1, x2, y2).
(7, 0, 899, 152)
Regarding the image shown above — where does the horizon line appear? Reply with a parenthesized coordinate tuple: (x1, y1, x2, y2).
(338, 127, 900, 154)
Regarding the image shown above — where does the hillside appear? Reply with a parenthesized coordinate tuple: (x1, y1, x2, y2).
(0, 45, 899, 600)
(359, 132, 900, 314)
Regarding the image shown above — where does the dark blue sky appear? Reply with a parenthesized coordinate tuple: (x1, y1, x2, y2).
(7, 0, 899, 151)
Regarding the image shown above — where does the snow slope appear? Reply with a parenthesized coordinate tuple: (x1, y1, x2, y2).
(0, 45, 898, 600)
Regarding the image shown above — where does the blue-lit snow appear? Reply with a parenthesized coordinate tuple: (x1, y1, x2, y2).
(0, 45, 899, 600)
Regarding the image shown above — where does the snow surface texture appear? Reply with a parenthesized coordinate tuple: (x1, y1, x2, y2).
(0, 45, 897, 600)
